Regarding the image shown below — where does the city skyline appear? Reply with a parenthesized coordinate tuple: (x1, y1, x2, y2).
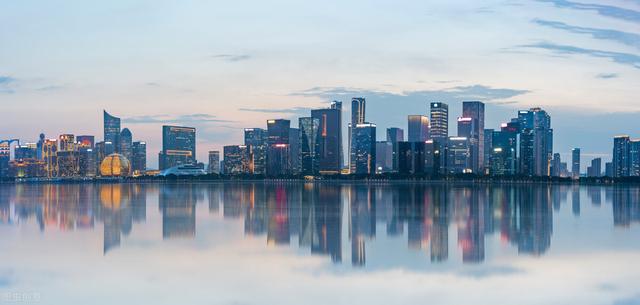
(1, 1, 639, 169)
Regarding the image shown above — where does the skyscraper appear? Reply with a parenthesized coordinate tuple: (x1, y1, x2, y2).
(587, 158, 602, 177)
(76, 135, 95, 149)
(490, 123, 518, 176)
(630, 139, 640, 177)
(289, 128, 300, 175)
(351, 123, 376, 175)
(386, 127, 404, 172)
(266, 119, 291, 176)
(59, 134, 75, 151)
(613, 135, 630, 177)
(244, 128, 267, 175)
(223, 145, 252, 175)
(572, 148, 581, 179)
(208, 151, 220, 174)
(375, 141, 393, 173)
(119, 128, 133, 163)
(462, 101, 485, 173)
(78, 147, 96, 177)
(159, 125, 196, 170)
(407, 115, 430, 142)
(446, 137, 471, 174)
(429, 102, 449, 143)
(132, 141, 146, 174)
(518, 108, 553, 176)
(311, 101, 343, 174)
(103, 110, 121, 152)
(349, 98, 366, 172)
(299, 117, 320, 175)
(397, 141, 425, 175)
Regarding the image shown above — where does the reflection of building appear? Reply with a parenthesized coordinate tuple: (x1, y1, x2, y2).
(159, 185, 197, 239)
(159, 125, 196, 170)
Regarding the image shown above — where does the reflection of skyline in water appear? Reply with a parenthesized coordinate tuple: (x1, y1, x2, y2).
(1, 183, 639, 266)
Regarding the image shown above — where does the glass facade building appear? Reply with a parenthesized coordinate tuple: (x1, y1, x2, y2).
(351, 123, 376, 175)
(299, 117, 320, 175)
(244, 128, 267, 175)
(103, 110, 121, 152)
(160, 125, 196, 170)
(407, 115, 430, 142)
(311, 101, 342, 174)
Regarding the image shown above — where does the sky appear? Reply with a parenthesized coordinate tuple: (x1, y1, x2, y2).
(1, 0, 639, 169)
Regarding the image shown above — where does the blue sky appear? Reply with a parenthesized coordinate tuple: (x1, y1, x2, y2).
(1, 0, 639, 169)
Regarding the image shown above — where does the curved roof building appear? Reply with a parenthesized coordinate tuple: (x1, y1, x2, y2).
(100, 153, 131, 177)
(104, 110, 121, 150)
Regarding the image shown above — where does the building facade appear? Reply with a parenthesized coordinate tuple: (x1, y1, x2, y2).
(159, 125, 196, 170)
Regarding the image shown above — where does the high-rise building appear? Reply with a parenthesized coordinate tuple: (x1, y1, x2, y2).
(244, 128, 267, 175)
(429, 102, 449, 143)
(57, 151, 79, 177)
(78, 148, 96, 177)
(43, 139, 58, 178)
(571, 148, 581, 179)
(104, 110, 121, 152)
(351, 123, 376, 175)
(462, 101, 485, 173)
(208, 151, 220, 174)
(397, 141, 425, 175)
(349, 98, 366, 172)
(630, 139, 640, 177)
(483, 129, 494, 174)
(119, 128, 133, 163)
(613, 135, 630, 177)
(407, 115, 430, 142)
(299, 117, 320, 175)
(289, 128, 300, 175)
(14, 144, 37, 160)
(490, 123, 518, 176)
(587, 158, 602, 177)
(266, 119, 291, 176)
(375, 141, 393, 173)
(59, 134, 75, 151)
(36, 133, 46, 160)
(159, 125, 196, 170)
(311, 101, 342, 174)
(517, 108, 553, 176)
(551, 153, 562, 177)
(76, 135, 95, 149)
(0, 142, 10, 178)
(605, 162, 614, 177)
(132, 141, 147, 174)
(446, 137, 471, 174)
(223, 145, 252, 175)
(386, 127, 404, 172)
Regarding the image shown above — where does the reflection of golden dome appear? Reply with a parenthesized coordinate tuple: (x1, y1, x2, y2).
(100, 184, 122, 209)
(100, 153, 131, 177)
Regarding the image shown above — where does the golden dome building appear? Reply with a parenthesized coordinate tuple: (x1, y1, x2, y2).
(100, 153, 131, 177)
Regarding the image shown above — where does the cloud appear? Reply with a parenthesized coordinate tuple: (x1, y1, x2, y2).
(532, 19, 640, 49)
(537, 0, 640, 23)
(211, 54, 252, 62)
(0, 75, 16, 94)
(596, 73, 619, 79)
(238, 107, 313, 116)
(291, 85, 529, 103)
(124, 113, 235, 124)
(519, 42, 640, 69)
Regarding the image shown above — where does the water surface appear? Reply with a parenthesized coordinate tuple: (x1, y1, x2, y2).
(1, 182, 639, 305)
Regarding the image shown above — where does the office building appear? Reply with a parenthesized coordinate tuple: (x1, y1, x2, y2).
(518, 108, 553, 176)
(266, 119, 291, 176)
(349, 98, 366, 172)
(78, 148, 96, 177)
(630, 139, 640, 177)
(605, 162, 614, 177)
(429, 102, 449, 143)
(57, 151, 79, 177)
(490, 124, 518, 176)
(43, 139, 58, 178)
(223, 145, 252, 175)
(551, 153, 562, 177)
(76, 135, 95, 149)
(572, 148, 581, 179)
(8, 159, 46, 178)
(208, 151, 220, 174)
(375, 141, 393, 173)
(351, 123, 376, 175)
(0, 142, 9, 178)
(244, 128, 267, 175)
(587, 158, 602, 177)
(310, 101, 342, 174)
(483, 129, 494, 174)
(104, 110, 121, 152)
(159, 125, 196, 170)
(119, 128, 133, 163)
(299, 117, 320, 175)
(407, 115, 430, 142)
(132, 141, 146, 174)
(462, 101, 485, 173)
(386, 127, 404, 172)
(446, 137, 471, 174)
(59, 134, 75, 151)
(289, 128, 300, 175)
(613, 135, 630, 177)
(14, 144, 37, 160)
(397, 141, 425, 175)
